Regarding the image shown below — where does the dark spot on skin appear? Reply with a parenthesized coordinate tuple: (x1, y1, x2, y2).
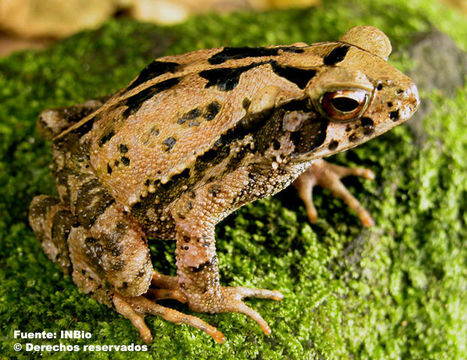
(270, 61, 316, 89)
(288, 111, 328, 154)
(121, 156, 130, 166)
(389, 110, 400, 121)
(199, 61, 269, 91)
(121, 282, 129, 289)
(114, 160, 120, 167)
(248, 173, 255, 180)
(360, 117, 374, 128)
(183, 236, 190, 242)
(328, 140, 339, 150)
(177, 212, 186, 220)
(360, 117, 375, 135)
(204, 101, 221, 121)
(349, 133, 359, 142)
(144, 179, 151, 186)
(137, 269, 146, 278)
(397, 89, 404, 95)
(209, 184, 222, 197)
(123, 77, 180, 117)
(170, 168, 190, 183)
(208, 46, 304, 65)
(377, 83, 383, 91)
(177, 108, 201, 124)
(189, 191, 196, 199)
(76, 179, 115, 228)
(242, 98, 251, 110)
(273, 139, 281, 150)
(183, 245, 189, 250)
(85, 237, 97, 245)
(107, 164, 112, 174)
(387, 102, 393, 107)
(187, 201, 193, 210)
(127, 60, 180, 91)
(163, 137, 176, 152)
(346, 125, 352, 132)
(281, 99, 312, 112)
(98, 130, 115, 147)
(119, 144, 128, 153)
(56, 114, 98, 143)
(323, 45, 350, 66)
(189, 260, 211, 273)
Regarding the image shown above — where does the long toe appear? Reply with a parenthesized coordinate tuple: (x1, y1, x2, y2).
(113, 292, 225, 343)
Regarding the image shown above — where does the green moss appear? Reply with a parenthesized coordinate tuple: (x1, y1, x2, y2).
(0, 0, 465, 359)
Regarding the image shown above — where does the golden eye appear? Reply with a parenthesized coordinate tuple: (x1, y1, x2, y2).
(321, 89, 369, 121)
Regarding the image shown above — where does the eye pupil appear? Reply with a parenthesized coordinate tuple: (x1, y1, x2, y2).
(319, 89, 369, 121)
(330, 97, 359, 112)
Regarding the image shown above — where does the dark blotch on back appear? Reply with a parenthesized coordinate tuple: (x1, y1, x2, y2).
(204, 101, 221, 121)
(270, 61, 316, 89)
(360, 117, 374, 128)
(328, 140, 339, 150)
(163, 137, 176, 152)
(389, 110, 400, 121)
(208, 46, 304, 65)
(242, 98, 251, 110)
(98, 130, 115, 147)
(119, 144, 128, 153)
(178, 108, 201, 124)
(127, 61, 180, 91)
(121, 156, 130, 166)
(323, 45, 350, 66)
(361, 117, 375, 135)
(200, 62, 268, 91)
(123, 77, 180, 117)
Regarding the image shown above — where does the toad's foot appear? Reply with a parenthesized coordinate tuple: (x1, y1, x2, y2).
(113, 291, 225, 344)
(151, 272, 283, 337)
(199, 286, 284, 336)
(293, 158, 375, 227)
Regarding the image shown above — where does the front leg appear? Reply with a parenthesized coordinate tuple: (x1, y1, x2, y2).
(293, 158, 375, 226)
(171, 173, 283, 335)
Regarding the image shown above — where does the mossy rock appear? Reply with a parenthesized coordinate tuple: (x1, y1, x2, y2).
(0, 0, 465, 359)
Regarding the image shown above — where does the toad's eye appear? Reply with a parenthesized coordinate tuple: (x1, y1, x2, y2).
(321, 89, 369, 121)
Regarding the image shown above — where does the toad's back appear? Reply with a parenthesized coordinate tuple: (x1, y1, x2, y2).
(65, 44, 332, 206)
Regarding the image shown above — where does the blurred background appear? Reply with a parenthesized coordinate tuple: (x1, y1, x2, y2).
(0, 0, 465, 56)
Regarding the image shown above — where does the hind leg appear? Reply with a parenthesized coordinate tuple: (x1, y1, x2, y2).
(29, 194, 224, 343)
(29, 195, 74, 274)
(37, 97, 109, 139)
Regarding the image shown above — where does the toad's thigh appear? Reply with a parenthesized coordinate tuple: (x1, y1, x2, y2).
(68, 202, 153, 305)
